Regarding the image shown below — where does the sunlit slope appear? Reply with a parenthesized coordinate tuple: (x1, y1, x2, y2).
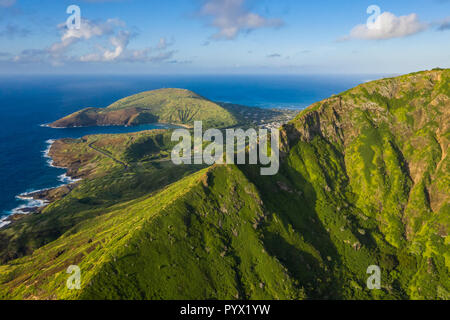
(0, 166, 305, 300)
(49, 88, 238, 128)
(279, 68, 449, 299)
(0, 130, 203, 263)
(1, 69, 448, 300)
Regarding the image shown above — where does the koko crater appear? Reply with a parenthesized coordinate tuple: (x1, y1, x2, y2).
(0, 69, 448, 300)
(47, 88, 238, 129)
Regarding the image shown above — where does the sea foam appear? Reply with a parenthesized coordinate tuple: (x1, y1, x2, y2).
(42, 139, 66, 168)
(13, 192, 50, 214)
(0, 216, 11, 229)
(8, 138, 78, 218)
(58, 173, 82, 184)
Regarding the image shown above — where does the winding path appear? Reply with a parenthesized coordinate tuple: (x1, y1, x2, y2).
(88, 141, 129, 171)
(87, 141, 204, 167)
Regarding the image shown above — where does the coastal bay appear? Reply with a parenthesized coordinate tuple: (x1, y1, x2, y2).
(0, 75, 365, 224)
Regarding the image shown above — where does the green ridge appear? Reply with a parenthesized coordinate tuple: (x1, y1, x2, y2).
(1, 69, 448, 300)
(49, 88, 238, 128)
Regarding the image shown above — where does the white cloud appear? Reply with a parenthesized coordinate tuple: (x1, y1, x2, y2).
(199, 0, 283, 40)
(343, 12, 427, 40)
(104, 30, 128, 60)
(79, 33, 176, 63)
(79, 30, 130, 62)
(12, 18, 176, 65)
(49, 19, 124, 54)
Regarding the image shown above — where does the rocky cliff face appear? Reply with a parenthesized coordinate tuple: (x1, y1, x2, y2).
(281, 69, 449, 216)
(277, 69, 449, 298)
(49, 107, 158, 128)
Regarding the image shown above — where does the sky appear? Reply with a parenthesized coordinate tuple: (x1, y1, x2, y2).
(0, 0, 449, 74)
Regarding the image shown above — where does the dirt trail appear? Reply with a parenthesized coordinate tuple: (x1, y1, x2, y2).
(88, 142, 129, 170)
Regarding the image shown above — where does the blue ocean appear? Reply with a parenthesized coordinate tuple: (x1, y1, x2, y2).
(0, 74, 377, 221)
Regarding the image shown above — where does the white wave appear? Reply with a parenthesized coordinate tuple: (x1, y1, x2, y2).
(7, 178, 79, 220)
(2, 139, 85, 227)
(10, 194, 50, 216)
(42, 139, 66, 168)
(58, 173, 81, 184)
(17, 187, 51, 198)
(0, 216, 11, 229)
(42, 140, 83, 183)
(42, 139, 55, 160)
(11, 202, 47, 215)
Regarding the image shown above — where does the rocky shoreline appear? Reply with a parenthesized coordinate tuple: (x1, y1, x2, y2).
(0, 183, 79, 228)
(0, 140, 83, 228)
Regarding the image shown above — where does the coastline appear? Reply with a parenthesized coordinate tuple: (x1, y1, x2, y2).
(43, 139, 65, 168)
(0, 123, 175, 229)
(2, 122, 179, 229)
(0, 139, 82, 229)
(0, 116, 284, 229)
(44, 121, 191, 129)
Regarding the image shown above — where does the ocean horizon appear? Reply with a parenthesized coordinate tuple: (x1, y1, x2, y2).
(0, 74, 379, 221)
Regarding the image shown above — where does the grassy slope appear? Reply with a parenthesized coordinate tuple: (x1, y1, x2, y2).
(279, 68, 449, 299)
(0, 165, 305, 300)
(0, 69, 448, 300)
(49, 88, 238, 128)
(0, 130, 205, 263)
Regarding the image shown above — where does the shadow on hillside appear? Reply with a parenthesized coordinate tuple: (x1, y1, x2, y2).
(238, 163, 345, 299)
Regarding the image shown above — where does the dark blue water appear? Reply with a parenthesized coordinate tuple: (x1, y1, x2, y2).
(0, 74, 378, 221)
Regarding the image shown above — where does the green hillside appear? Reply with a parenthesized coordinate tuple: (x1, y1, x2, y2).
(278, 68, 449, 299)
(0, 130, 205, 263)
(0, 165, 306, 300)
(48, 88, 238, 129)
(1, 69, 448, 300)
